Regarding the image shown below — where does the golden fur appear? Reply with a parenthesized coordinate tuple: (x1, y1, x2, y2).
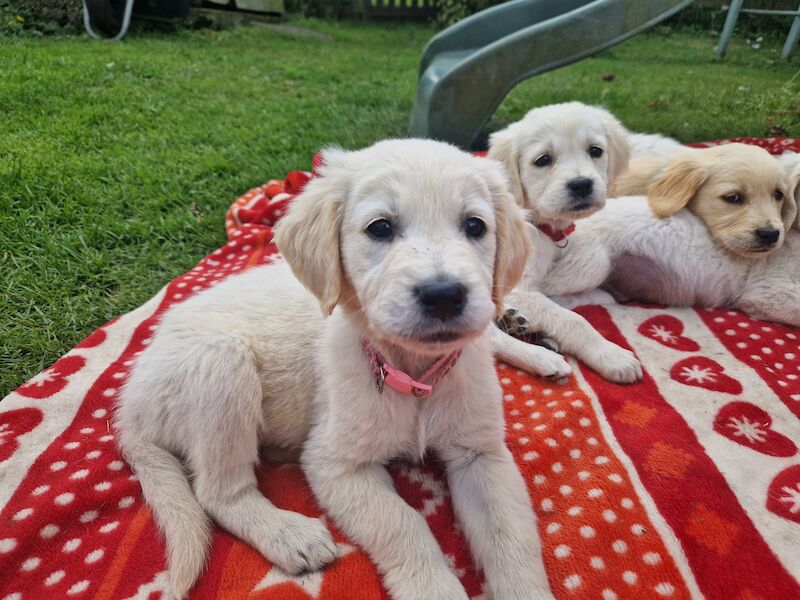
(612, 143, 796, 257)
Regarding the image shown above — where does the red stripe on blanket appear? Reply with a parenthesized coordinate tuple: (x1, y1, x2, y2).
(697, 309, 800, 420)
(576, 305, 800, 600)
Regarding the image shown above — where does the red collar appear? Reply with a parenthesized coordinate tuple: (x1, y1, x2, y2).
(536, 223, 575, 244)
(361, 340, 461, 398)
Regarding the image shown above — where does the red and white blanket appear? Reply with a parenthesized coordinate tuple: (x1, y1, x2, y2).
(2, 138, 799, 600)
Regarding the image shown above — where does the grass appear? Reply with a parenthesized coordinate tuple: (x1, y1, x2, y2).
(1, 19, 798, 397)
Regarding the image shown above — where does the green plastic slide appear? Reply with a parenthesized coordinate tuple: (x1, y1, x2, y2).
(409, 0, 694, 149)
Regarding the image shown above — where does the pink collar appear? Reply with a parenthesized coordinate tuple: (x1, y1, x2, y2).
(536, 222, 575, 244)
(361, 340, 461, 398)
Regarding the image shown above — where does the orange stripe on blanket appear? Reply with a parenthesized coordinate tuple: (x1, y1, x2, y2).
(218, 541, 272, 599)
(92, 505, 152, 600)
(498, 364, 690, 599)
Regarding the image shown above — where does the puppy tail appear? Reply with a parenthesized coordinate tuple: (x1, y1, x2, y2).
(123, 435, 211, 599)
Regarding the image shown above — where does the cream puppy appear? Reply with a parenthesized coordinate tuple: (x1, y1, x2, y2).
(538, 148, 799, 324)
(488, 102, 643, 383)
(116, 139, 551, 600)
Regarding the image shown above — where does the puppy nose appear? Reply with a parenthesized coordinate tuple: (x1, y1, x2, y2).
(415, 280, 467, 322)
(756, 227, 780, 245)
(566, 177, 594, 198)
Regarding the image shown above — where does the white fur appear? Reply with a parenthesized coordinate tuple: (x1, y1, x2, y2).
(627, 131, 683, 159)
(488, 102, 643, 383)
(116, 139, 550, 600)
(539, 161, 800, 327)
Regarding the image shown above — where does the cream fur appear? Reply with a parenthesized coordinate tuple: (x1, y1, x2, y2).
(488, 102, 643, 384)
(116, 139, 551, 600)
(539, 151, 800, 326)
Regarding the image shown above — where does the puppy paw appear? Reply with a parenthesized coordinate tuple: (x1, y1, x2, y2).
(496, 308, 531, 338)
(265, 513, 337, 575)
(590, 343, 643, 384)
(519, 345, 572, 381)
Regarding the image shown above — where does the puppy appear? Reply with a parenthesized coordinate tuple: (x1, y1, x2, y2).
(488, 101, 643, 383)
(538, 146, 799, 324)
(116, 139, 550, 600)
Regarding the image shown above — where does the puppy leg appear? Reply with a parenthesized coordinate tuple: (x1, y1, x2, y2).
(508, 290, 642, 384)
(186, 336, 336, 576)
(443, 444, 551, 600)
(194, 465, 337, 575)
(539, 249, 613, 298)
(303, 454, 468, 600)
(551, 289, 617, 310)
(491, 326, 572, 380)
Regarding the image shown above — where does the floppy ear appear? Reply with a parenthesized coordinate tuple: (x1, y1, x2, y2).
(647, 153, 708, 218)
(488, 125, 525, 207)
(599, 110, 631, 185)
(782, 178, 798, 232)
(273, 149, 350, 315)
(779, 152, 800, 230)
(479, 159, 532, 316)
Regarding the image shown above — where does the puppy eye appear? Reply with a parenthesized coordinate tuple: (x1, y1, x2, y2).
(533, 154, 552, 168)
(588, 145, 604, 158)
(464, 217, 487, 239)
(366, 219, 394, 241)
(722, 193, 743, 204)
(774, 190, 784, 201)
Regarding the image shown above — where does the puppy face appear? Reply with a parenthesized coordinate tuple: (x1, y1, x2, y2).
(489, 102, 631, 224)
(274, 139, 530, 357)
(649, 144, 796, 257)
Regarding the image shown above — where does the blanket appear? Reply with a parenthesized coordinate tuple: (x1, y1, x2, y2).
(1, 137, 799, 600)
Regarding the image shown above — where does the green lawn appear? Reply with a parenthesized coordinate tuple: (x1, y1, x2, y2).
(1, 20, 798, 396)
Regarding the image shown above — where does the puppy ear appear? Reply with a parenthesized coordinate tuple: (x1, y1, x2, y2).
(480, 159, 532, 316)
(488, 126, 525, 206)
(273, 149, 349, 315)
(779, 152, 800, 230)
(647, 153, 708, 218)
(599, 110, 631, 184)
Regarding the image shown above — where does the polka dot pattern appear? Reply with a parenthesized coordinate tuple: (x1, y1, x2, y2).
(498, 366, 689, 598)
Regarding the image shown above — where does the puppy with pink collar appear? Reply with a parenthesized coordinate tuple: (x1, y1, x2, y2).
(116, 139, 551, 600)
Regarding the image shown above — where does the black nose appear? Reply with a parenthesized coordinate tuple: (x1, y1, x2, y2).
(566, 177, 594, 198)
(415, 280, 467, 322)
(756, 227, 780, 245)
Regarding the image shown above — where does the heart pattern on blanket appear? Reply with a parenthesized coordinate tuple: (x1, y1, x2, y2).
(670, 356, 743, 394)
(0, 408, 43, 462)
(767, 465, 800, 524)
(16, 354, 86, 400)
(638, 315, 700, 351)
(714, 402, 797, 457)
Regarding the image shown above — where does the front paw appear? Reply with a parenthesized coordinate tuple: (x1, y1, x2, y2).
(264, 513, 337, 575)
(517, 344, 572, 381)
(588, 342, 643, 384)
